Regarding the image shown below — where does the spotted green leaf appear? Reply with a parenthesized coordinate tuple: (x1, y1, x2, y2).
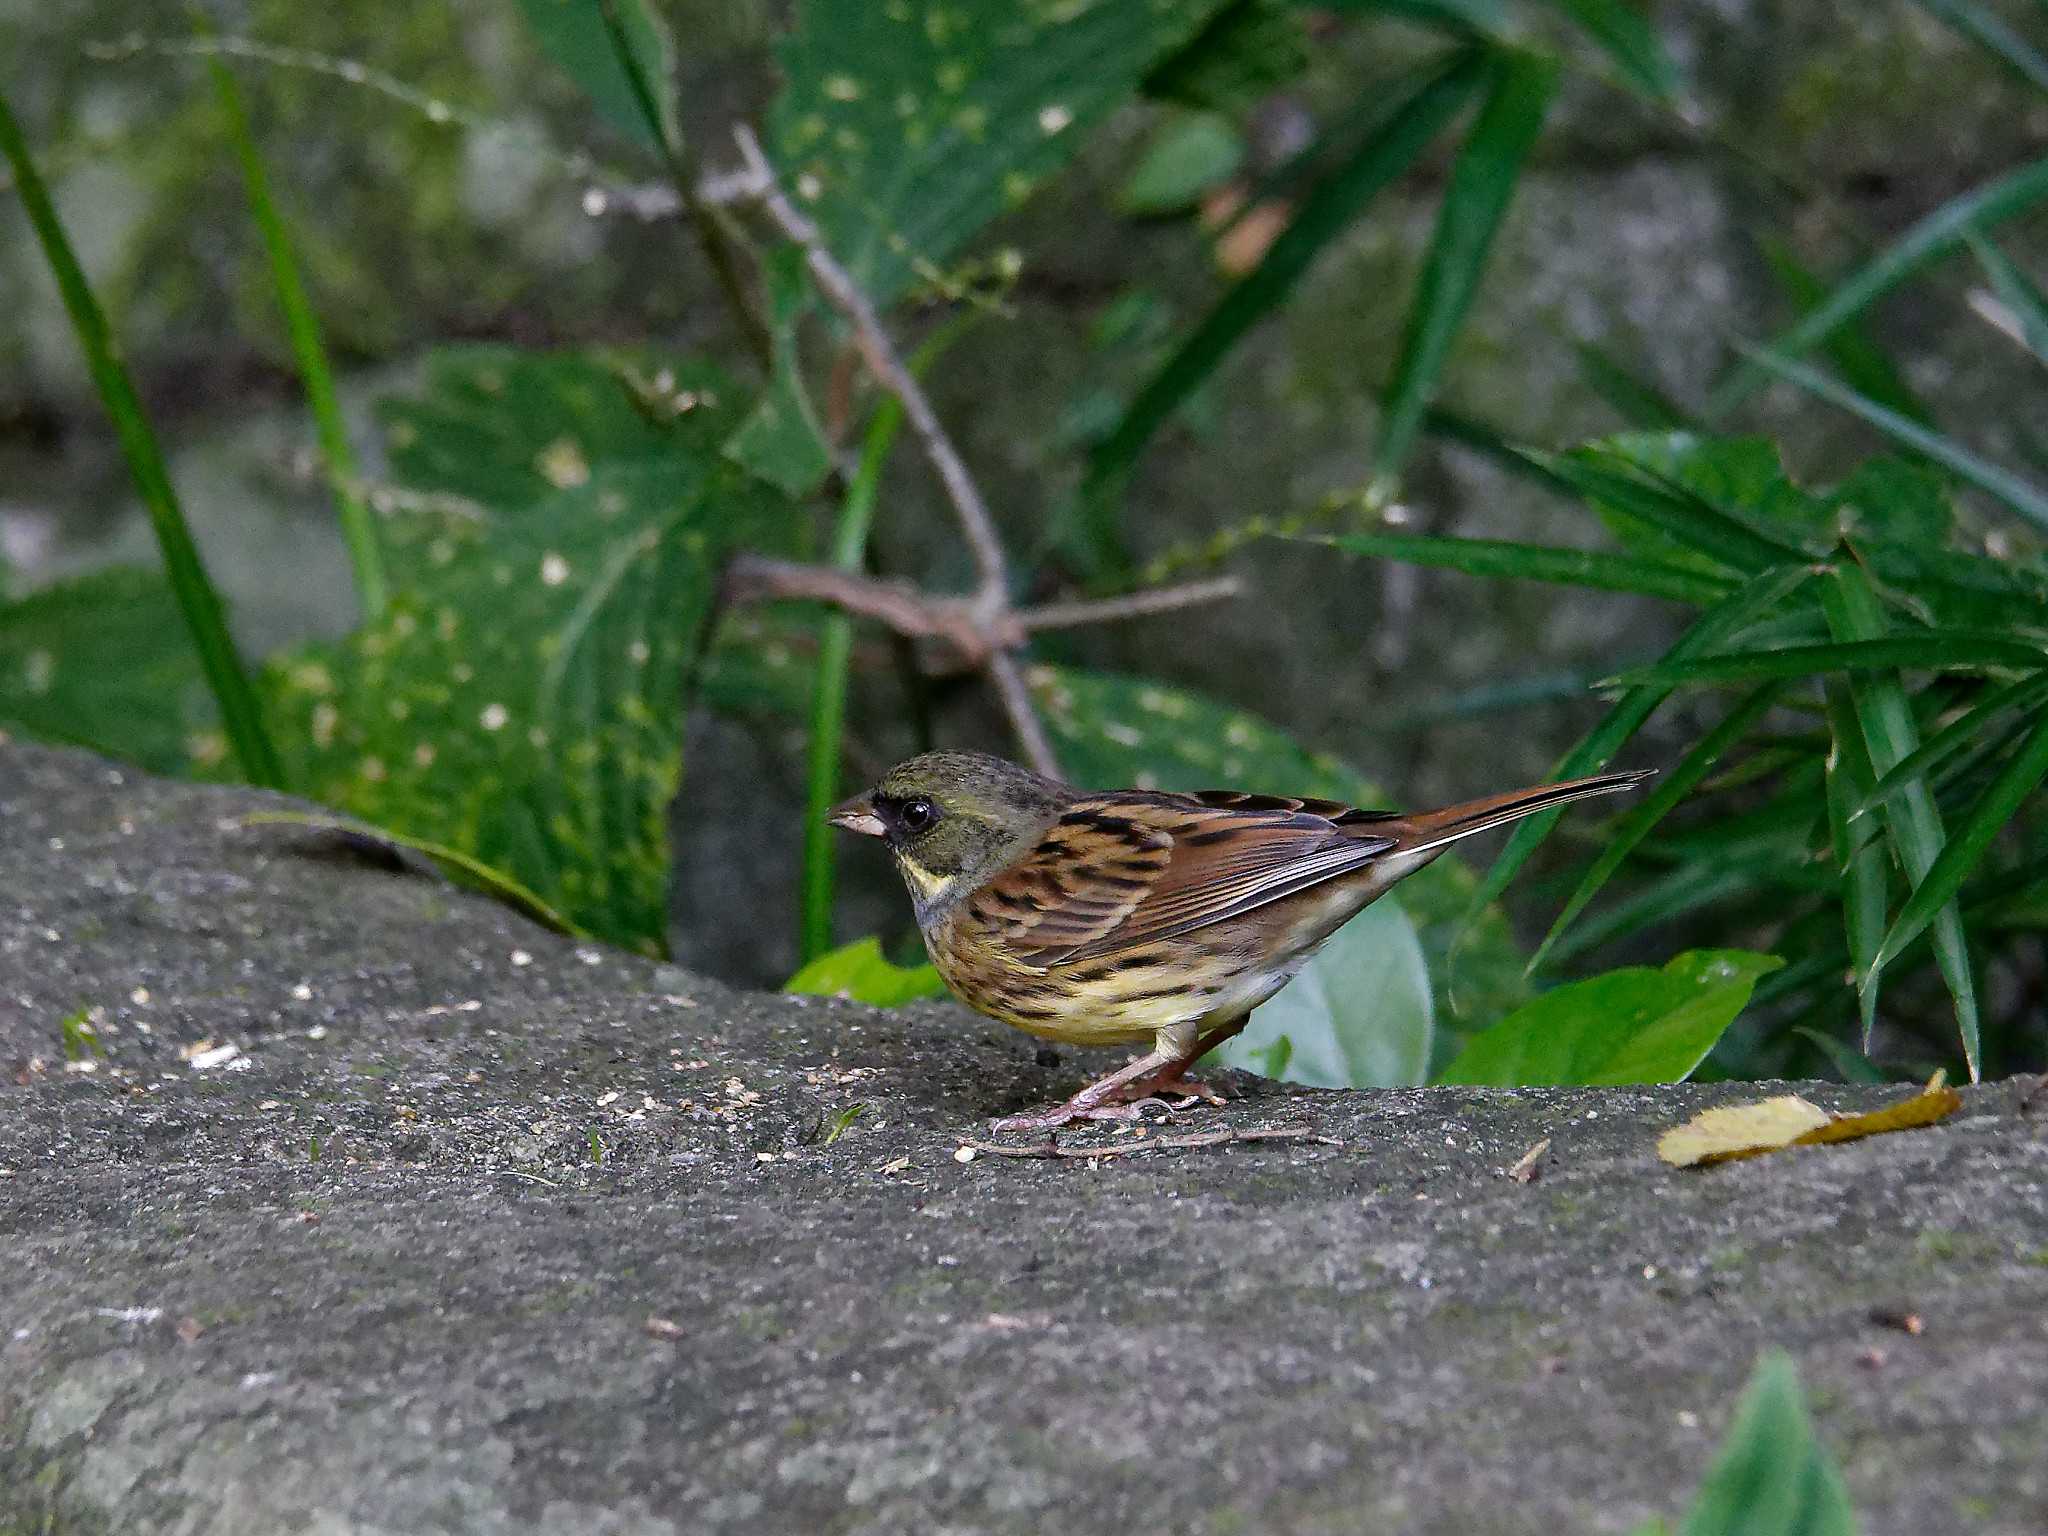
(772, 0, 1227, 307)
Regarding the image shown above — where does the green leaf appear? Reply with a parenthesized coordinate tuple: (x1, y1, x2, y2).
(1032, 664, 1530, 1027)
(1967, 232, 2048, 364)
(1735, 347, 2048, 536)
(1118, 111, 1245, 215)
(1217, 901, 1433, 1087)
(1143, 0, 1310, 113)
(1852, 670, 2048, 819)
(1531, 682, 1787, 972)
(1604, 634, 2048, 689)
(1435, 950, 1782, 1086)
(209, 47, 384, 622)
(514, 0, 674, 151)
(1376, 48, 1556, 472)
(1542, 445, 1813, 574)
(1544, 0, 1680, 101)
(1874, 704, 2048, 974)
(1913, 0, 2048, 94)
(0, 88, 282, 789)
(0, 567, 211, 775)
(1466, 563, 1816, 916)
(771, 0, 1227, 308)
(1573, 340, 1695, 430)
(1822, 681, 1889, 1046)
(1821, 558, 1981, 1079)
(1081, 52, 1483, 570)
(723, 247, 833, 499)
(1316, 530, 1732, 604)
(1676, 1352, 1858, 1536)
(1761, 240, 1933, 429)
(265, 349, 789, 955)
(785, 936, 948, 1006)
(1712, 153, 2048, 414)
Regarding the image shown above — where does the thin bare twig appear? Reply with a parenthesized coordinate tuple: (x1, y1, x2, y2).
(722, 554, 991, 660)
(984, 652, 1061, 777)
(1018, 576, 1243, 633)
(959, 1123, 1339, 1160)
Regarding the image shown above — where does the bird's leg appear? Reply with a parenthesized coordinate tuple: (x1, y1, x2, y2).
(991, 1018, 1248, 1132)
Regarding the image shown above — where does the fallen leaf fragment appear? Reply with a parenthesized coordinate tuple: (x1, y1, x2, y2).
(1507, 1137, 1551, 1184)
(1658, 1074, 1961, 1168)
(644, 1316, 685, 1341)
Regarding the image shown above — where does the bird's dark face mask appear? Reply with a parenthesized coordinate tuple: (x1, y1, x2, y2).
(830, 789, 1015, 915)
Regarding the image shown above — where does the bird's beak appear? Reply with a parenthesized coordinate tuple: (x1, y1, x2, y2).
(828, 793, 886, 838)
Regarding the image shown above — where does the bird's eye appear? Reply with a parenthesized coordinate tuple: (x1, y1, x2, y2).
(898, 798, 937, 834)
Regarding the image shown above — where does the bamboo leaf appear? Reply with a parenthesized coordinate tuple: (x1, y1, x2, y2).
(1965, 230, 2048, 364)
(0, 88, 283, 789)
(1544, 0, 1680, 101)
(1852, 670, 2048, 818)
(1377, 48, 1556, 472)
(1531, 682, 1786, 973)
(1541, 449, 1814, 573)
(1873, 704, 2048, 972)
(1913, 0, 2048, 93)
(1762, 238, 1933, 428)
(1314, 531, 1731, 603)
(1712, 152, 2048, 413)
(1605, 634, 2048, 688)
(1823, 680, 1889, 1045)
(1821, 558, 1981, 1080)
(209, 49, 386, 622)
(1736, 347, 2048, 535)
(1573, 341, 1695, 430)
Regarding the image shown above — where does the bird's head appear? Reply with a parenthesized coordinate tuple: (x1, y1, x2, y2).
(831, 750, 1068, 916)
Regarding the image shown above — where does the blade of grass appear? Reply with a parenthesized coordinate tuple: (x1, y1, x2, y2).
(1913, 0, 2048, 93)
(1603, 633, 2048, 688)
(1737, 346, 2048, 535)
(1079, 51, 1483, 571)
(1966, 230, 2048, 364)
(208, 50, 385, 622)
(1710, 152, 2048, 414)
(1823, 680, 1889, 1045)
(1530, 680, 1786, 972)
(1313, 530, 1732, 603)
(0, 88, 283, 788)
(800, 402, 906, 962)
(1761, 237, 1933, 427)
(1535, 860, 1758, 969)
(1543, 0, 1680, 101)
(1572, 340, 1695, 430)
(1821, 557, 1981, 1080)
(1872, 704, 2048, 972)
(1376, 47, 1556, 472)
(1852, 670, 2048, 818)
(1540, 450, 1813, 572)
(1463, 562, 1814, 917)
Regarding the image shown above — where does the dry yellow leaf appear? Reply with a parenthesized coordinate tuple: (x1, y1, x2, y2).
(1658, 1074, 1961, 1168)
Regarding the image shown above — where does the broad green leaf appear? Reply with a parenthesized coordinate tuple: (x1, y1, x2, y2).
(1544, 0, 1679, 100)
(0, 566, 212, 775)
(771, 0, 1226, 308)
(0, 89, 281, 789)
(1677, 1353, 1858, 1536)
(1118, 111, 1245, 215)
(1143, 0, 1309, 113)
(724, 247, 833, 499)
(1712, 153, 2048, 414)
(1874, 705, 2048, 972)
(1823, 681, 1888, 1046)
(1466, 563, 1815, 917)
(786, 936, 948, 1006)
(699, 612, 821, 722)
(1217, 901, 1433, 1087)
(1081, 52, 1482, 570)
(1573, 341, 1695, 430)
(1913, 0, 2048, 94)
(1967, 232, 2048, 364)
(1762, 240, 1933, 429)
(1821, 455, 1953, 544)
(1435, 949, 1781, 1086)
(1604, 634, 2048, 688)
(1376, 48, 1556, 471)
(1821, 559, 1981, 1079)
(1032, 664, 1530, 1027)
(1531, 682, 1786, 972)
(1736, 347, 2048, 536)
(514, 0, 674, 151)
(1316, 530, 1732, 604)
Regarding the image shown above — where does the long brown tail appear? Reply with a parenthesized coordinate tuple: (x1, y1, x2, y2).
(1387, 769, 1655, 854)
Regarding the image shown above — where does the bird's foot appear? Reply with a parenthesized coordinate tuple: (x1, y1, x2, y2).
(989, 1067, 1230, 1133)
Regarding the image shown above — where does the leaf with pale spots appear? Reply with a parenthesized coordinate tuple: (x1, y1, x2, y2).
(772, 0, 1228, 306)
(0, 566, 215, 774)
(1031, 665, 1529, 1059)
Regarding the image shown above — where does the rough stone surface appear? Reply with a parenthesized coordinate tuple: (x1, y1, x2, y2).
(4, 741, 2046, 1535)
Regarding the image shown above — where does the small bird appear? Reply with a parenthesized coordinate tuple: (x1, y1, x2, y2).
(832, 751, 1651, 1132)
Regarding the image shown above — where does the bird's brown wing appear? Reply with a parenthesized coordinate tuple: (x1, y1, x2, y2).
(967, 793, 1395, 969)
